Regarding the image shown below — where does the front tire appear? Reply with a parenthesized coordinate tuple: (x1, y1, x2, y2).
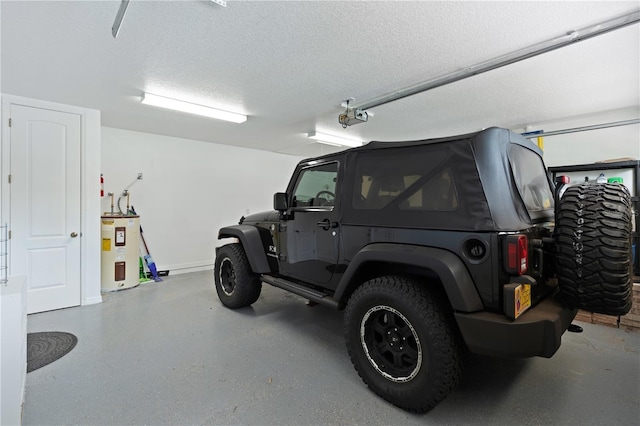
(344, 276, 465, 412)
(214, 244, 262, 309)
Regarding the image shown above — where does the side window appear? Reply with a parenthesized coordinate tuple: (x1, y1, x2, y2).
(292, 162, 338, 208)
(401, 169, 458, 211)
(352, 148, 456, 211)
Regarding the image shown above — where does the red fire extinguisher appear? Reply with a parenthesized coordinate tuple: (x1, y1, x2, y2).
(100, 174, 104, 197)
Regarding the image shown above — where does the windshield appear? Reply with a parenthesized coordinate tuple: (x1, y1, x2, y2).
(508, 145, 554, 218)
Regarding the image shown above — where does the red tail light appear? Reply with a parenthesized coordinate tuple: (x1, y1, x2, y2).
(505, 235, 528, 275)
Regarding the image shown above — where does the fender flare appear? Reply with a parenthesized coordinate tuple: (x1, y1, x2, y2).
(218, 225, 271, 273)
(334, 243, 484, 312)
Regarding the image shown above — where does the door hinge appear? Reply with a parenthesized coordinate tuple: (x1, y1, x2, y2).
(8, 230, 11, 239)
(8, 175, 11, 184)
(8, 118, 11, 127)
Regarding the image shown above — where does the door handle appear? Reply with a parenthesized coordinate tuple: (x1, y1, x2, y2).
(70, 232, 78, 238)
(316, 219, 338, 231)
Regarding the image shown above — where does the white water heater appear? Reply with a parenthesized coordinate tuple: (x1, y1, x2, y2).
(101, 215, 140, 291)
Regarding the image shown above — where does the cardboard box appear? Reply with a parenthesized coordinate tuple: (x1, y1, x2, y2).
(591, 313, 619, 328)
(620, 315, 640, 329)
(575, 310, 593, 323)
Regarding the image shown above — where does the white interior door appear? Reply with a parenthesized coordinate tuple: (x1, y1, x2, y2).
(9, 104, 82, 314)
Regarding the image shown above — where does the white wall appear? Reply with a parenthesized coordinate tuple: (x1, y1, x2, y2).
(101, 127, 302, 275)
(81, 109, 103, 306)
(514, 107, 640, 167)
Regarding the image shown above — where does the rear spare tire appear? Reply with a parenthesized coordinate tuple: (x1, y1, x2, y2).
(555, 183, 633, 316)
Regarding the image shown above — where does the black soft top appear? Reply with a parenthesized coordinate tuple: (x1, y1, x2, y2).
(360, 129, 486, 151)
(303, 127, 540, 159)
(298, 127, 549, 232)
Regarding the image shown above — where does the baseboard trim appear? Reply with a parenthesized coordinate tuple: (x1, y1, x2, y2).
(161, 262, 214, 276)
(82, 295, 103, 306)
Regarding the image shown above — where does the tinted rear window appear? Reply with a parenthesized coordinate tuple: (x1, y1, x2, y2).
(508, 145, 554, 215)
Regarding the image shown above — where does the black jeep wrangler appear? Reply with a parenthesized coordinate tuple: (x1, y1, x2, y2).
(214, 127, 633, 412)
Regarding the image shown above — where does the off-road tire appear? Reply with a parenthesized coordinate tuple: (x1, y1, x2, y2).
(214, 243, 262, 309)
(555, 183, 633, 315)
(344, 276, 466, 412)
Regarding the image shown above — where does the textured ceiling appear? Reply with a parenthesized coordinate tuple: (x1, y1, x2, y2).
(2, 1, 639, 157)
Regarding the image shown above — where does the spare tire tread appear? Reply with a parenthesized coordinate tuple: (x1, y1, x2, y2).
(555, 183, 633, 316)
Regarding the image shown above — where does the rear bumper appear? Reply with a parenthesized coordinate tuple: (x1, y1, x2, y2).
(454, 294, 578, 358)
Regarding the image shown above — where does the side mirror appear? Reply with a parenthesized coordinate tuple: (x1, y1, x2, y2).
(274, 192, 288, 211)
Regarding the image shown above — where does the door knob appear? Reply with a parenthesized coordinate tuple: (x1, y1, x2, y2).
(70, 232, 78, 238)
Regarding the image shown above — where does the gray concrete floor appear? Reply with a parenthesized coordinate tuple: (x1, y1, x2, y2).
(24, 271, 639, 425)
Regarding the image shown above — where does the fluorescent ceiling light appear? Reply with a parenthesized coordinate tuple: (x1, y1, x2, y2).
(141, 93, 247, 123)
(307, 131, 363, 148)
